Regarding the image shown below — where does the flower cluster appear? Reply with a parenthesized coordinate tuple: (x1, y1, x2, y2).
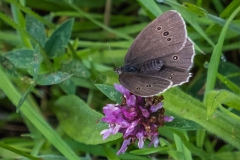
(100, 84, 174, 154)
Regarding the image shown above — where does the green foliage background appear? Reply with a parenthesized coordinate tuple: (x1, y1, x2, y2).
(0, 0, 240, 159)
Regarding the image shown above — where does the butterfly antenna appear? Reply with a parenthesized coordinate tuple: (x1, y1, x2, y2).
(107, 42, 117, 68)
(94, 43, 118, 84)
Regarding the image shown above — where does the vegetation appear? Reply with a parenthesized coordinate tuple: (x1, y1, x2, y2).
(0, 0, 239, 159)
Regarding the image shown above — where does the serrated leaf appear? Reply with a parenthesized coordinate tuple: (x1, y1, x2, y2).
(166, 118, 203, 130)
(4, 49, 42, 69)
(95, 84, 122, 104)
(59, 79, 76, 94)
(44, 19, 74, 58)
(37, 71, 72, 85)
(61, 60, 90, 78)
(26, 14, 46, 47)
(0, 55, 18, 76)
(54, 95, 121, 145)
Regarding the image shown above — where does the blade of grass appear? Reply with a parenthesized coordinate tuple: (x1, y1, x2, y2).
(220, 0, 240, 18)
(10, 3, 31, 48)
(5, 0, 55, 28)
(217, 73, 240, 94)
(0, 67, 79, 160)
(64, 1, 133, 41)
(163, 88, 240, 149)
(137, 0, 163, 18)
(203, 6, 240, 103)
(0, 142, 40, 160)
(172, 129, 209, 159)
(173, 131, 192, 160)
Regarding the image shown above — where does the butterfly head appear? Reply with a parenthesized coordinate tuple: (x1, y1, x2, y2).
(114, 67, 123, 75)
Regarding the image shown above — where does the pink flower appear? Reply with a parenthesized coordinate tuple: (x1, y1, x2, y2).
(100, 84, 174, 154)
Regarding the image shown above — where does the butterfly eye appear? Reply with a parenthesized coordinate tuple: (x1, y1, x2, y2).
(172, 55, 179, 60)
(167, 38, 172, 41)
(156, 26, 162, 30)
(163, 31, 169, 36)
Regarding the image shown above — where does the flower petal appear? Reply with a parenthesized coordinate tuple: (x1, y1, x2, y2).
(124, 119, 139, 137)
(100, 128, 113, 140)
(114, 83, 130, 96)
(164, 116, 174, 122)
(148, 135, 159, 148)
(139, 106, 150, 118)
(126, 95, 136, 106)
(117, 138, 131, 155)
(152, 136, 159, 147)
(150, 102, 163, 112)
(136, 131, 144, 148)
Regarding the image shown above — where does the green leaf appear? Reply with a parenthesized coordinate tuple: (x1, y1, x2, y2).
(11, 3, 31, 48)
(0, 55, 18, 76)
(204, 6, 240, 102)
(163, 88, 240, 149)
(0, 65, 79, 159)
(59, 79, 76, 94)
(61, 59, 90, 78)
(137, 0, 162, 18)
(36, 71, 72, 85)
(217, 73, 240, 94)
(130, 147, 168, 155)
(161, 138, 182, 159)
(159, 138, 173, 148)
(64, 3, 133, 41)
(25, 14, 46, 47)
(31, 45, 42, 80)
(217, 62, 240, 94)
(54, 95, 121, 145)
(95, 84, 123, 104)
(183, 2, 207, 17)
(173, 131, 192, 160)
(166, 118, 203, 130)
(44, 18, 74, 58)
(172, 129, 208, 159)
(213, 152, 240, 160)
(4, 49, 43, 69)
(168, 151, 185, 160)
(196, 130, 206, 148)
(206, 90, 240, 118)
(16, 83, 36, 113)
(220, 0, 240, 18)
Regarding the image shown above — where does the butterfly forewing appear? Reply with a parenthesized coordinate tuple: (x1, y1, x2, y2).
(124, 10, 187, 66)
